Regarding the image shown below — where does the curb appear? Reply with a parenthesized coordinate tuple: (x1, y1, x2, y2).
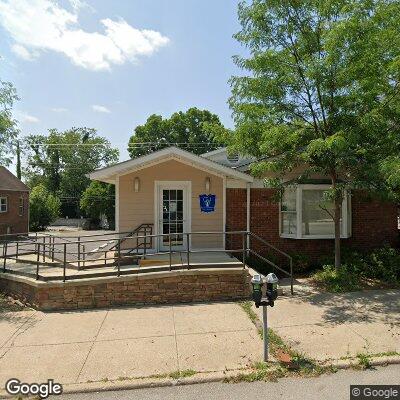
(1, 357, 399, 398)
(326, 355, 400, 370)
(0, 369, 254, 399)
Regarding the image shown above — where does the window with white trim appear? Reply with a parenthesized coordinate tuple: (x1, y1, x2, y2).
(19, 197, 24, 216)
(280, 185, 351, 239)
(0, 197, 7, 213)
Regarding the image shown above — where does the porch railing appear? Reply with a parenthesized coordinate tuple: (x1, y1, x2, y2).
(1, 230, 293, 294)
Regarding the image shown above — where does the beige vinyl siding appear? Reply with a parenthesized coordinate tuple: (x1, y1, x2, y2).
(118, 159, 223, 249)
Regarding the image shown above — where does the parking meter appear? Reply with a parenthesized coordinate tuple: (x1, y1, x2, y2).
(265, 273, 279, 306)
(251, 275, 263, 307)
(250, 272, 280, 363)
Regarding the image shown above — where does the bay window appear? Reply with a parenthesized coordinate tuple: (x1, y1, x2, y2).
(280, 185, 351, 239)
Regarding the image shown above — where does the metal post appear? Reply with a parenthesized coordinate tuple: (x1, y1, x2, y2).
(262, 305, 269, 362)
(186, 233, 190, 270)
(290, 257, 294, 295)
(104, 251, 107, 266)
(143, 233, 147, 260)
(16, 241, 19, 260)
(63, 243, 67, 282)
(169, 235, 172, 271)
(117, 239, 121, 277)
(36, 243, 40, 280)
(42, 236, 46, 262)
(83, 245, 86, 267)
(242, 232, 246, 269)
(78, 237, 81, 269)
(3, 242, 7, 272)
(51, 237, 55, 262)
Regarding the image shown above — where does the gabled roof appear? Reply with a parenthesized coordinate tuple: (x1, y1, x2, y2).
(200, 147, 227, 157)
(88, 146, 253, 183)
(0, 166, 29, 191)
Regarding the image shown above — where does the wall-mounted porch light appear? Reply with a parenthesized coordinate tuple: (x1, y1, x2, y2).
(134, 177, 140, 192)
(205, 177, 211, 193)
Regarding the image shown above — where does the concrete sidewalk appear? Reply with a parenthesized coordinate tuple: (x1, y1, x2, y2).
(260, 288, 400, 361)
(0, 302, 261, 387)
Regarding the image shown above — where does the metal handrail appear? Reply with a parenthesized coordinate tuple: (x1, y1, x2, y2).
(109, 223, 153, 252)
(1, 230, 294, 294)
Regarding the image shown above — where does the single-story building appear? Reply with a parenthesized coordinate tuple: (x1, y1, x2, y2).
(0, 166, 30, 237)
(89, 147, 398, 266)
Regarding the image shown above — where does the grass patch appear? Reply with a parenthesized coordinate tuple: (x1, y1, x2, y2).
(239, 301, 259, 325)
(169, 369, 196, 379)
(356, 353, 372, 370)
(237, 300, 334, 380)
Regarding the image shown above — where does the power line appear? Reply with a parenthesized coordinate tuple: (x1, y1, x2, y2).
(24, 142, 221, 147)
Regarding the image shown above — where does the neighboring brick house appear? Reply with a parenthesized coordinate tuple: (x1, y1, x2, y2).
(0, 166, 29, 236)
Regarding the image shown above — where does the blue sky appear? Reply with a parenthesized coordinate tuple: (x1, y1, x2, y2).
(0, 0, 246, 166)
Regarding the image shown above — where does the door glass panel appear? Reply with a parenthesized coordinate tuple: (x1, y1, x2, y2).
(161, 189, 184, 247)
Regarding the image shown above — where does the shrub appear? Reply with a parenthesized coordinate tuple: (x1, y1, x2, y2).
(29, 184, 61, 231)
(80, 181, 115, 229)
(365, 246, 400, 282)
(312, 246, 400, 292)
(312, 264, 363, 293)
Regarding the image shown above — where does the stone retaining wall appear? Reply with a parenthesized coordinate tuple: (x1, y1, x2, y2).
(0, 269, 251, 311)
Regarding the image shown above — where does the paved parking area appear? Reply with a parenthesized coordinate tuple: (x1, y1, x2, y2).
(0, 302, 261, 386)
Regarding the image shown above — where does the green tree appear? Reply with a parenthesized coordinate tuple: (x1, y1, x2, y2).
(16, 140, 21, 179)
(23, 128, 119, 216)
(128, 108, 223, 158)
(229, 0, 400, 268)
(0, 80, 19, 166)
(29, 184, 61, 231)
(80, 181, 115, 229)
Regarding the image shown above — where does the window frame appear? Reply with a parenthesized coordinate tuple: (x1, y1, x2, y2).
(0, 197, 8, 213)
(279, 185, 351, 239)
(19, 196, 24, 216)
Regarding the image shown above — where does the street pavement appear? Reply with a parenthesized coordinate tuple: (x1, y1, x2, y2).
(55, 364, 400, 400)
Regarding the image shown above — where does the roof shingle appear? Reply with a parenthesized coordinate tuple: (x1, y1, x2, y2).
(0, 166, 29, 191)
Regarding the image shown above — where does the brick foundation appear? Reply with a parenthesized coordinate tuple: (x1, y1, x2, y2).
(226, 188, 399, 267)
(0, 269, 252, 311)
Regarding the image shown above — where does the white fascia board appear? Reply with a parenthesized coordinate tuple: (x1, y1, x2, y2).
(88, 146, 253, 183)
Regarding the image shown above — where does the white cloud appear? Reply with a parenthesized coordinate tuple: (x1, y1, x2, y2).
(11, 44, 38, 60)
(92, 104, 110, 113)
(18, 112, 40, 123)
(51, 107, 68, 112)
(0, 0, 170, 71)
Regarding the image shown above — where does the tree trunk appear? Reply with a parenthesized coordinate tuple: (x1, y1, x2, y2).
(334, 196, 341, 269)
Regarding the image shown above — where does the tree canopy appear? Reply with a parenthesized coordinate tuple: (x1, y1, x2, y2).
(0, 80, 19, 166)
(80, 181, 115, 229)
(29, 184, 61, 231)
(23, 128, 119, 216)
(127, 107, 224, 158)
(228, 0, 400, 267)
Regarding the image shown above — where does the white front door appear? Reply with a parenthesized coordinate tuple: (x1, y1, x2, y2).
(156, 182, 190, 251)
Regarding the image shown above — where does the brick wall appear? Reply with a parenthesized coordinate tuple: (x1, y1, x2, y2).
(0, 269, 252, 311)
(0, 190, 29, 236)
(226, 188, 399, 267)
